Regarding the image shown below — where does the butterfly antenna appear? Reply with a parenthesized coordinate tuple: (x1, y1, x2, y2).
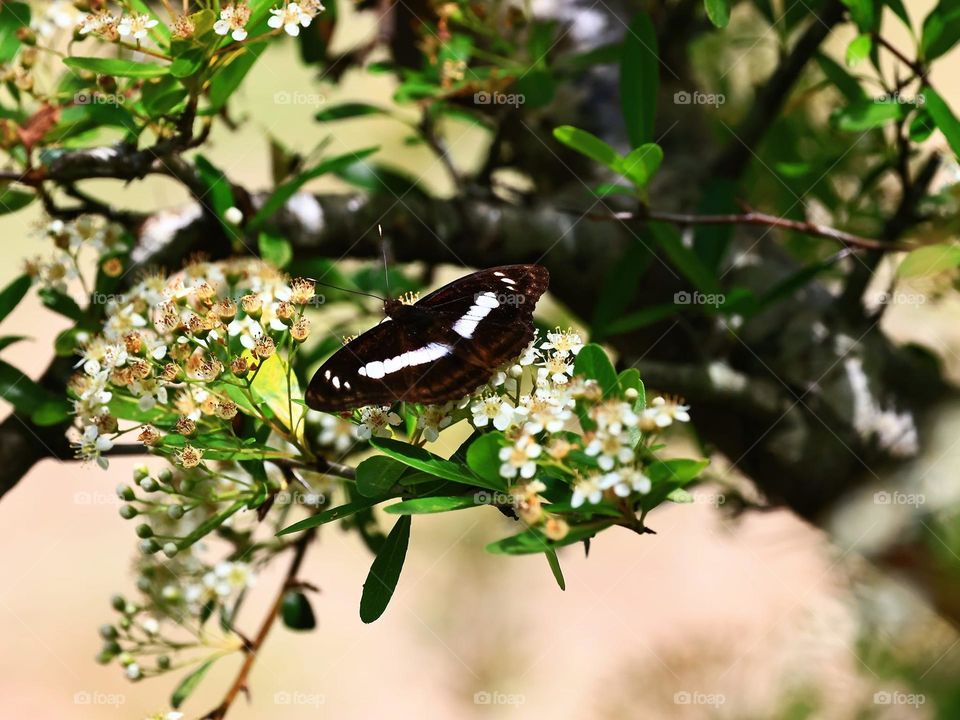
(379, 225, 393, 299)
(305, 278, 385, 303)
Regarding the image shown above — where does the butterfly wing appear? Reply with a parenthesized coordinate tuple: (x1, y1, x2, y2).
(305, 265, 550, 412)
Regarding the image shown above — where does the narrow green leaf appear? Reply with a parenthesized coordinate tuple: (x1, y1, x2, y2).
(0, 187, 35, 215)
(486, 521, 611, 555)
(841, 0, 876, 32)
(897, 243, 960, 277)
(63, 56, 169, 78)
(356, 455, 407, 497)
(833, 100, 904, 131)
(0, 335, 27, 352)
(620, 12, 659, 147)
(816, 53, 867, 103)
(0, 3, 31, 63)
(281, 590, 317, 630)
(621, 143, 664, 188)
(258, 231, 293, 268)
(920, 0, 960, 62)
(649, 222, 720, 292)
(0, 359, 69, 419)
(384, 495, 483, 514)
(171, 659, 216, 708)
(704, 0, 731, 27)
(277, 498, 382, 535)
(552, 125, 621, 170)
(315, 102, 388, 122)
(545, 548, 566, 590)
(0, 275, 31, 324)
(359, 515, 411, 623)
(845, 34, 873, 67)
(194, 155, 233, 221)
(371, 437, 503, 491)
(249, 148, 379, 232)
(923, 86, 960, 159)
(208, 42, 267, 110)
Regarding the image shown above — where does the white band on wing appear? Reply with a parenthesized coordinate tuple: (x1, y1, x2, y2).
(358, 342, 453, 380)
(452, 291, 499, 339)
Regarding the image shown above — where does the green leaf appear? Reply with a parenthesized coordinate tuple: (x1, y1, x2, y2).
(845, 34, 873, 67)
(921, 0, 960, 62)
(486, 521, 612, 555)
(573, 344, 618, 397)
(0, 360, 69, 419)
(621, 143, 663, 189)
(371, 437, 503, 491)
(545, 548, 566, 590)
(258, 231, 293, 268)
(356, 455, 407, 497)
(0, 274, 31, 324)
(315, 102, 388, 122)
(31, 399, 72, 426)
(0, 186, 35, 215)
(465, 433, 506, 487)
(169, 49, 205, 79)
(249, 351, 305, 441)
(156, 433, 292, 461)
(897, 243, 960, 277)
(281, 590, 317, 630)
(0, 2, 31, 63)
(648, 458, 710, 484)
(816, 53, 867, 103)
(667, 487, 694, 503)
(248, 147, 379, 232)
(171, 659, 216, 708)
(833, 100, 904, 131)
(649, 222, 720, 293)
(922, 86, 960, 159)
(38, 288, 84, 322)
(208, 42, 267, 110)
(620, 12, 659, 147)
(63, 57, 169, 78)
(552, 125, 621, 170)
(841, 0, 877, 32)
(384, 495, 484, 514)
(277, 497, 383, 536)
(0, 335, 27, 352)
(704, 0, 731, 27)
(359, 515, 411, 623)
(140, 76, 188, 116)
(617, 368, 645, 408)
(194, 155, 234, 222)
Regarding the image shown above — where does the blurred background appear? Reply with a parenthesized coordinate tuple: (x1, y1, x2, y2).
(2, 0, 960, 718)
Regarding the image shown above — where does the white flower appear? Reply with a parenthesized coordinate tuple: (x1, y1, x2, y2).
(600, 466, 651, 497)
(80, 424, 114, 469)
(213, 561, 256, 595)
(471, 396, 516, 431)
(571, 474, 603, 508)
(268, 2, 312, 36)
(416, 403, 453, 442)
(318, 413, 357, 452)
(213, 4, 251, 41)
(141, 616, 160, 635)
(227, 316, 264, 349)
(537, 351, 574, 385)
(498, 435, 542, 479)
(117, 13, 158, 41)
(542, 328, 584, 357)
(643, 396, 691, 428)
(125, 663, 142, 680)
(591, 399, 639, 434)
(521, 394, 571, 434)
(357, 406, 401, 440)
(584, 431, 634, 471)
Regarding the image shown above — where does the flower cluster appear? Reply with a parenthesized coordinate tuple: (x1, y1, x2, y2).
(68, 255, 317, 468)
(25, 216, 127, 294)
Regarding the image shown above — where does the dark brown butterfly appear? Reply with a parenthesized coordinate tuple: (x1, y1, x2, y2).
(305, 265, 549, 412)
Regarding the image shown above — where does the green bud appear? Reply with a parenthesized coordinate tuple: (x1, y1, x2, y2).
(138, 538, 160, 555)
(157, 655, 171, 670)
(118, 652, 134, 666)
(99, 623, 118, 640)
(103, 640, 122, 655)
(95, 650, 113, 665)
(135, 523, 153, 539)
(139, 477, 159, 492)
(119, 617, 132, 630)
(123, 601, 137, 615)
(116, 484, 135, 501)
(162, 542, 178, 558)
(110, 594, 126, 611)
(158, 468, 173, 484)
(119, 504, 137, 519)
(133, 465, 150, 481)
(136, 576, 151, 593)
(166, 504, 184, 520)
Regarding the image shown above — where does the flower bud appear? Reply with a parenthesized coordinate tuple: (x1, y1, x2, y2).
(240, 294, 262, 318)
(116, 484, 135, 501)
(166, 504, 184, 520)
(135, 523, 153, 539)
(110, 594, 126, 611)
(139, 538, 160, 555)
(99, 623, 118, 640)
(119, 504, 138, 519)
(139, 477, 159, 492)
(162, 542, 178, 558)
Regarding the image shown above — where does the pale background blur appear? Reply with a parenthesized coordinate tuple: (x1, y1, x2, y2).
(1, 2, 959, 718)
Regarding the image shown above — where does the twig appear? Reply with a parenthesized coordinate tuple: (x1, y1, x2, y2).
(202, 528, 316, 720)
(587, 208, 900, 251)
(873, 33, 927, 82)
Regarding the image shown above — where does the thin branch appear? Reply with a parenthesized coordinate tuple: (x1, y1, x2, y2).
(873, 33, 927, 83)
(588, 208, 899, 251)
(203, 528, 316, 720)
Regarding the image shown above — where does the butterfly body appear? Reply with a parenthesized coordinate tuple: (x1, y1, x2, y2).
(305, 265, 549, 412)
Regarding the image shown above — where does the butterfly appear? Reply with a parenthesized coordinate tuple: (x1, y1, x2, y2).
(305, 264, 550, 412)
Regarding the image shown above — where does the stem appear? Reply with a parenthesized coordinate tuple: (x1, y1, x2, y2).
(202, 529, 315, 720)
